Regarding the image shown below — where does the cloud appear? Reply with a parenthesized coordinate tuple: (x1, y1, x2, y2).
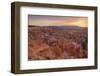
(28, 15, 88, 27)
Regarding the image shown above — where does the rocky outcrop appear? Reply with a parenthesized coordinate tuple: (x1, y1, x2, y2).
(28, 26, 88, 60)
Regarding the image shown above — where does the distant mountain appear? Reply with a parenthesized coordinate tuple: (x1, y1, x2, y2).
(47, 26, 83, 30)
(29, 25, 84, 30)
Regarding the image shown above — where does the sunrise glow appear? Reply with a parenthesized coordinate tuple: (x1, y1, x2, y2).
(28, 15, 88, 27)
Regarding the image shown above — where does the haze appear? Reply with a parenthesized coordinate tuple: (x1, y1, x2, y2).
(28, 15, 88, 27)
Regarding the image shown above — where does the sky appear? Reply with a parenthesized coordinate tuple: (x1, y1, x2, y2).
(28, 15, 88, 27)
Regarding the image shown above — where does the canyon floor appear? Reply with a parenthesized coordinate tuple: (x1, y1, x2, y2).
(28, 25, 88, 60)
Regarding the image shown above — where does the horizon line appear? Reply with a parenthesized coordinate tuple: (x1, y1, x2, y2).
(28, 25, 88, 27)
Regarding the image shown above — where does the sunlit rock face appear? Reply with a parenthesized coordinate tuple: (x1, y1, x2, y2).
(28, 26, 88, 60)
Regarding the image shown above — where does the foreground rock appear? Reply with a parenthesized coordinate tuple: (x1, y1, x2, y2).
(28, 26, 88, 60)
